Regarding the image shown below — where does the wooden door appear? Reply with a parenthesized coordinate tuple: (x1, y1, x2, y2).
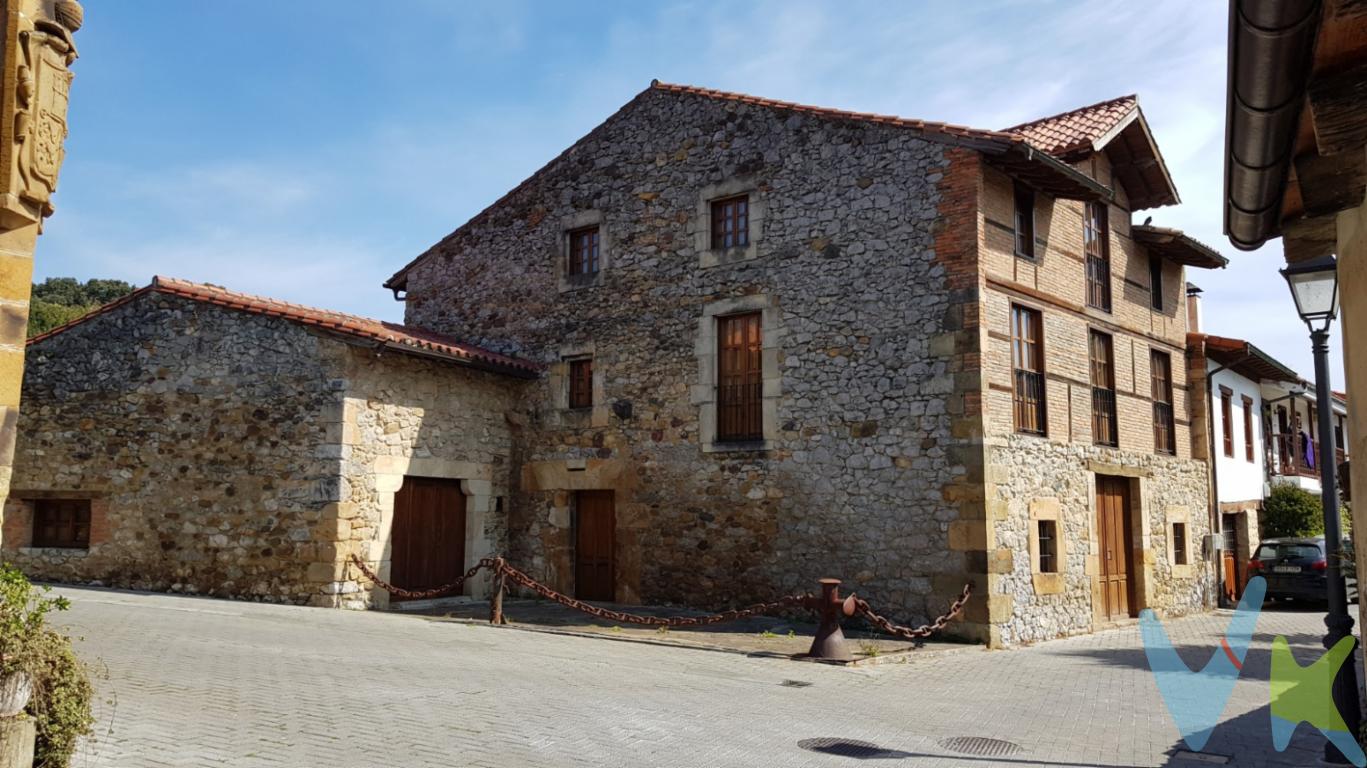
(390, 477, 466, 601)
(575, 491, 615, 601)
(1096, 476, 1135, 620)
(1221, 513, 1240, 600)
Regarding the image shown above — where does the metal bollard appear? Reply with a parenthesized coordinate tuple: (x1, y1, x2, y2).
(805, 578, 856, 661)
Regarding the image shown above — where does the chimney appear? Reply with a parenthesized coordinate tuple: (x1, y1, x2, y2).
(1186, 282, 1203, 333)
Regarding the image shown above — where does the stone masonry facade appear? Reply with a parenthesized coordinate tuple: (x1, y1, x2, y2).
(4, 288, 521, 607)
(5, 83, 1218, 647)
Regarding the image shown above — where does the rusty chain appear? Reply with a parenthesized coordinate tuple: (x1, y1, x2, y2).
(852, 582, 974, 639)
(350, 554, 972, 639)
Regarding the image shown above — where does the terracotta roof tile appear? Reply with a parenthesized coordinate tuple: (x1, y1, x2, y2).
(29, 277, 541, 378)
(1004, 95, 1138, 157)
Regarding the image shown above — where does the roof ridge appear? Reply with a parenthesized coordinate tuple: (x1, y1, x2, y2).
(1001, 93, 1139, 133)
(31, 276, 541, 377)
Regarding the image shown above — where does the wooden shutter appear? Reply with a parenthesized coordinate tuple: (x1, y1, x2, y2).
(32, 499, 91, 549)
(1152, 351, 1176, 454)
(1242, 395, 1255, 462)
(568, 226, 600, 276)
(1220, 387, 1234, 457)
(568, 358, 593, 409)
(717, 312, 763, 441)
(1011, 305, 1046, 434)
(1089, 331, 1117, 446)
(1085, 202, 1112, 311)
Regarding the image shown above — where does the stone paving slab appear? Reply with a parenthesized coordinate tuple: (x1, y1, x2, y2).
(46, 585, 1362, 767)
(399, 596, 974, 664)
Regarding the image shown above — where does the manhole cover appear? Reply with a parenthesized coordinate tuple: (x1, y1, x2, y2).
(780, 679, 813, 688)
(937, 736, 1023, 757)
(797, 738, 902, 758)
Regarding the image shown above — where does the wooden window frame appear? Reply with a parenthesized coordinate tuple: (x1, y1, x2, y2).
(568, 357, 593, 410)
(1084, 201, 1112, 312)
(1013, 182, 1036, 259)
(1089, 330, 1118, 447)
(1173, 522, 1188, 566)
(1010, 304, 1047, 435)
(31, 498, 91, 549)
(567, 226, 601, 277)
(1152, 350, 1177, 455)
(1242, 395, 1255, 462)
(716, 312, 763, 443)
(710, 195, 750, 251)
(1037, 519, 1059, 574)
(1149, 254, 1164, 311)
(1220, 386, 1234, 458)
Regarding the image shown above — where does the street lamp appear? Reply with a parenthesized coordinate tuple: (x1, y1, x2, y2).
(1280, 253, 1360, 765)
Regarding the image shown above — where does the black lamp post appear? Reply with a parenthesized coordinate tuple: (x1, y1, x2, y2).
(1281, 253, 1361, 764)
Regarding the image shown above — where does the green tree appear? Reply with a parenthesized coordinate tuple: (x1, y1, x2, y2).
(26, 277, 136, 337)
(1261, 484, 1332, 539)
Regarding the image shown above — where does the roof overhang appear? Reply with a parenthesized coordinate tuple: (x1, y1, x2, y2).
(1191, 332, 1303, 383)
(1062, 108, 1181, 210)
(984, 142, 1114, 203)
(1224, 0, 1367, 254)
(1132, 225, 1230, 269)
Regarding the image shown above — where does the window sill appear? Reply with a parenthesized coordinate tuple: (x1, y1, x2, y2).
(1013, 251, 1037, 261)
(18, 547, 89, 557)
(558, 272, 604, 293)
(703, 439, 772, 454)
(699, 244, 758, 269)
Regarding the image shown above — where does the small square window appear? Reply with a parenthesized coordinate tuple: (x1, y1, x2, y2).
(567, 226, 600, 277)
(1173, 522, 1188, 566)
(1037, 519, 1059, 573)
(32, 499, 91, 549)
(568, 358, 593, 409)
(710, 195, 749, 250)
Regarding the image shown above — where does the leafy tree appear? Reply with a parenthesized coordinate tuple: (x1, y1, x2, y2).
(1261, 485, 1330, 539)
(26, 277, 136, 337)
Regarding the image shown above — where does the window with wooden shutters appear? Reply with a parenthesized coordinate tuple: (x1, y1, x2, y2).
(1090, 331, 1117, 447)
(1220, 386, 1234, 458)
(710, 195, 749, 250)
(1173, 522, 1188, 565)
(717, 312, 763, 442)
(1037, 520, 1059, 573)
(567, 226, 600, 276)
(1014, 183, 1036, 259)
(1242, 395, 1255, 462)
(32, 499, 91, 549)
(1011, 305, 1046, 435)
(1152, 351, 1176, 454)
(568, 358, 593, 409)
(1084, 201, 1111, 312)
(1149, 254, 1164, 311)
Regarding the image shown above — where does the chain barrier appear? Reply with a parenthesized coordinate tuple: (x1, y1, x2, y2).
(349, 554, 972, 641)
(852, 582, 974, 639)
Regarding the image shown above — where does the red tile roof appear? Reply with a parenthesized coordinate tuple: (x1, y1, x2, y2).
(1004, 95, 1138, 157)
(29, 276, 541, 378)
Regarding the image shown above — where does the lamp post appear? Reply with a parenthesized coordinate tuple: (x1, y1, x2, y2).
(1281, 253, 1361, 764)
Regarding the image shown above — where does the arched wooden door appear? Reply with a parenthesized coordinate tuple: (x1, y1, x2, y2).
(390, 477, 466, 601)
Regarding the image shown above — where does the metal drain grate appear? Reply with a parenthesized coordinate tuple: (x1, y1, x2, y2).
(797, 738, 903, 758)
(937, 736, 1023, 757)
(780, 679, 813, 688)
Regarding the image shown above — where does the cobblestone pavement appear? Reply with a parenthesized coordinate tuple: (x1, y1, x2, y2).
(52, 585, 1351, 767)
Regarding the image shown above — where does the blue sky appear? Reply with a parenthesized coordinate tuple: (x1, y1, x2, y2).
(43, 1, 1343, 385)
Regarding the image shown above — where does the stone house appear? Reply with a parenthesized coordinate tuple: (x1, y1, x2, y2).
(9, 82, 1229, 646)
(382, 82, 1226, 646)
(3, 277, 536, 607)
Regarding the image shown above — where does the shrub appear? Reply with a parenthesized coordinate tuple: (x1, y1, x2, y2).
(0, 566, 93, 767)
(1261, 485, 1327, 539)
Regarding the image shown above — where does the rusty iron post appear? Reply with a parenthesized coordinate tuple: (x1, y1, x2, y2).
(489, 570, 507, 625)
(804, 578, 856, 661)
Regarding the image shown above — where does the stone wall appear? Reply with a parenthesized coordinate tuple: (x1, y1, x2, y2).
(5, 293, 346, 602)
(334, 347, 522, 608)
(402, 87, 976, 625)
